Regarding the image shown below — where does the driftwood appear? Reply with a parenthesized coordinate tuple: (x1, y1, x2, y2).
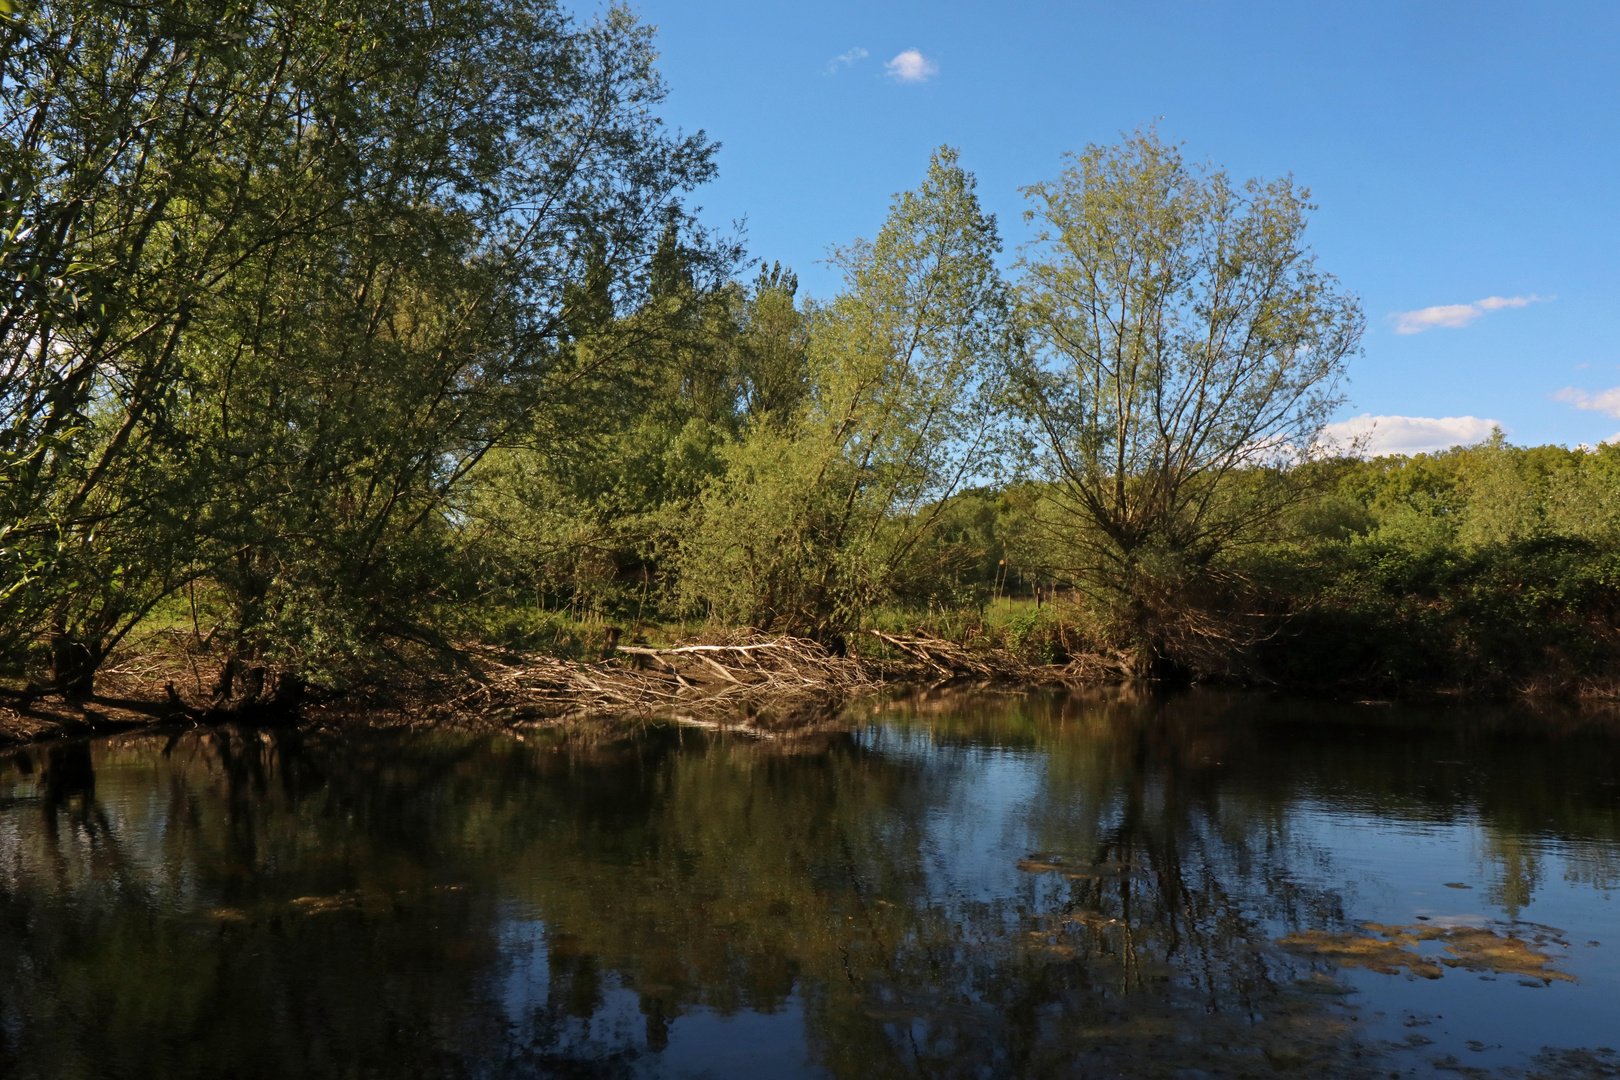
(1055, 651, 1139, 683)
(438, 635, 881, 727)
(427, 629, 1155, 732)
(865, 630, 1142, 687)
(0, 627, 1149, 747)
(866, 630, 1006, 679)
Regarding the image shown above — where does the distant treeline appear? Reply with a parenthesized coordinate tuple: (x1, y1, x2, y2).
(2, 0, 1610, 707)
(1249, 440, 1620, 696)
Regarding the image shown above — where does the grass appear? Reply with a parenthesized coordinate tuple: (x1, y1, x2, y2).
(861, 596, 1079, 663)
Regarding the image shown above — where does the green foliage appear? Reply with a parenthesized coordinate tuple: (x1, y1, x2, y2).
(1248, 439, 1620, 695)
(1, 0, 729, 698)
(676, 147, 1011, 639)
(455, 251, 774, 624)
(1, 30, 1611, 709)
(1011, 128, 1363, 670)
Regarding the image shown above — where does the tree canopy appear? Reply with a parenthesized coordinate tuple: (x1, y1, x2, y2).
(1011, 129, 1363, 669)
(4, 10, 1613, 703)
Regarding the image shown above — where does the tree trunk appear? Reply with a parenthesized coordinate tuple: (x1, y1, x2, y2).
(50, 630, 101, 700)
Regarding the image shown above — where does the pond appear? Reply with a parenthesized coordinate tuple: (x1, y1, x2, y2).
(2, 691, 1619, 1079)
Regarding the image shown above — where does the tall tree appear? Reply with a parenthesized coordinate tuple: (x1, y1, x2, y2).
(0, 0, 395, 690)
(183, 0, 732, 700)
(1013, 130, 1363, 670)
(0, 0, 729, 698)
(679, 147, 1010, 640)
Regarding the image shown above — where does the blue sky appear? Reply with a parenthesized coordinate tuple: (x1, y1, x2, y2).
(634, 1, 1619, 453)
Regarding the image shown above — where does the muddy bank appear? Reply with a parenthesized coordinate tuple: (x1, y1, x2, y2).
(0, 631, 1109, 749)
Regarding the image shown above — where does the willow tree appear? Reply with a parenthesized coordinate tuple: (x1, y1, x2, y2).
(0, 0, 728, 700)
(180, 1, 730, 700)
(679, 148, 1010, 640)
(1013, 131, 1363, 671)
(0, 0, 396, 692)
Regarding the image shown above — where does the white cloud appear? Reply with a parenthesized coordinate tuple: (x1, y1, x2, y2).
(1390, 294, 1547, 334)
(884, 49, 937, 83)
(1551, 386, 1620, 417)
(1319, 413, 1503, 456)
(825, 46, 868, 74)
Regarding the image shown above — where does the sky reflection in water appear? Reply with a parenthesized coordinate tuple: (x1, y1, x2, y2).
(1, 690, 1618, 1079)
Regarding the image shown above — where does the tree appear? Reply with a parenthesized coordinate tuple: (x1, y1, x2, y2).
(1012, 130, 1363, 671)
(0, 0, 401, 692)
(180, 0, 731, 700)
(453, 230, 749, 630)
(678, 147, 1010, 640)
(0, 0, 730, 699)
(735, 261, 810, 424)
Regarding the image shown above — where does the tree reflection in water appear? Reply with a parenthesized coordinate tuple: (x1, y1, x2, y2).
(0, 691, 1617, 1079)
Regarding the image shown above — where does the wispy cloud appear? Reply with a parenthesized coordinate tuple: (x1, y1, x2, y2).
(1390, 294, 1546, 334)
(825, 46, 868, 74)
(884, 49, 937, 83)
(1552, 386, 1620, 417)
(1319, 413, 1503, 456)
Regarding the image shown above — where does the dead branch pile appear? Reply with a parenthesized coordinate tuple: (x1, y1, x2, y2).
(867, 630, 1139, 687)
(430, 630, 1152, 731)
(438, 636, 881, 726)
(0, 627, 1148, 748)
(1053, 651, 1139, 683)
(866, 630, 1014, 680)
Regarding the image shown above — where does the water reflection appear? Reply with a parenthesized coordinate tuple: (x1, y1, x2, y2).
(0, 692, 1617, 1078)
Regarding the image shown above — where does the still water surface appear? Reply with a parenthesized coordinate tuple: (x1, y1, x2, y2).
(2, 691, 1619, 1079)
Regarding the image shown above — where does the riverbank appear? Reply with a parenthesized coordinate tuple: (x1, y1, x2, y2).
(8, 615, 1620, 751)
(0, 629, 1124, 749)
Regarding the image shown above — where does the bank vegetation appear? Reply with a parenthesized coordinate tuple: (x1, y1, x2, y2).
(3, 0, 1617, 742)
